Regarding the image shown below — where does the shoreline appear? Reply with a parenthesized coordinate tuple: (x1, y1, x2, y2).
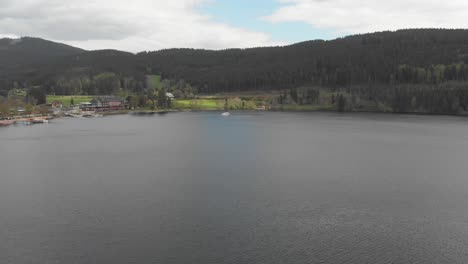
(2, 108, 467, 127)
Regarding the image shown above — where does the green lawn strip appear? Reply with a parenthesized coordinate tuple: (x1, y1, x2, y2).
(173, 99, 223, 110)
(46, 96, 95, 107)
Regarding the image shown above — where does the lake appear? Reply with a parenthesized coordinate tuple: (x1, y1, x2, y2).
(1, 112, 468, 264)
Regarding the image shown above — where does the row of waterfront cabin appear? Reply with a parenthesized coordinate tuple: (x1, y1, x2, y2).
(79, 96, 126, 112)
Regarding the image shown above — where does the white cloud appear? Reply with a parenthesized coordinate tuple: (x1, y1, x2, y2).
(265, 0, 468, 34)
(0, 0, 282, 52)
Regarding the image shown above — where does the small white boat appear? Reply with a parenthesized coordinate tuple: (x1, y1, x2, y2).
(0, 120, 15, 126)
(67, 113, 83, 118)
(221, 112, 231, 116)
(18, 121, 32, 125)
(82, 111, 103, 118)
(31, 117, 50, 124)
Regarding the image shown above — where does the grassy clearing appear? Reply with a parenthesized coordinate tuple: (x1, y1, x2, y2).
(173, 99, 222, 110)
(47, 95, 94, 107)
(173, 98, 260, 110)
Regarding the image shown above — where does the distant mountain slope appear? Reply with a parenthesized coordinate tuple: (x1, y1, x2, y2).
(48, 49, 138, 74)
(0, 37, 84, 55)
(139, 29, 468, 92)
(2, 29, 468, 93)
(0, 37, 84, 75)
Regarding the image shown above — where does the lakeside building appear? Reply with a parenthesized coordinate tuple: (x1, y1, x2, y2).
(80, 96, 126, 112)
(9, 107, 25, 115)
(166, 93, 175, 99)
(50, 100, 63, 109)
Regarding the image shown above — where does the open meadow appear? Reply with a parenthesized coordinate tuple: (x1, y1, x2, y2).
(46, 96, 94, 107)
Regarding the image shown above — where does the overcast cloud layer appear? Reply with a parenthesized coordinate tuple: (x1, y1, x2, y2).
(0, 0, 281, 52)
(266, 0, 468, 34)
(1, 0, 468, 52)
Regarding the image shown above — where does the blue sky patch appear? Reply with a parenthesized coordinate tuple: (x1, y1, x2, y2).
(199, 0, 338, 44)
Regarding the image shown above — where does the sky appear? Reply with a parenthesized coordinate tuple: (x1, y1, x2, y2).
(1, 0, 468, 52)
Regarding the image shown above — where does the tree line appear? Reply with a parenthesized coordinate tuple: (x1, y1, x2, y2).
(3, 29, 468, 114)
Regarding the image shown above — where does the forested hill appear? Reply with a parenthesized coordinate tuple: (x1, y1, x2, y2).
(3, 29, 468, 90)
(3, 29, 468, 108)
(141, 29, 468, 92)
(0, 37, 84, 73)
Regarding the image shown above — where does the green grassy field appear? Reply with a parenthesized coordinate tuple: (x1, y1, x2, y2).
(47, 96, 94, 107)
(173, 99, 223, 110)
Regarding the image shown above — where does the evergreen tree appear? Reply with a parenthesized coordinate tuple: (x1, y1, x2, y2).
(337, 94, 346, 112)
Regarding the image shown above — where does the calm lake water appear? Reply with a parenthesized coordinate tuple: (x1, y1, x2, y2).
(1, 112, 468, 264)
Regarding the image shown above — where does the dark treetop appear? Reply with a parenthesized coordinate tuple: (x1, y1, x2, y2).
(3, 29, 468, 114)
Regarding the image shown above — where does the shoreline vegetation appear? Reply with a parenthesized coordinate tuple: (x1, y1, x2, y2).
(4, 30, 468, 119)
(0, 94, 468, 127)
(0, 88, 468, 123)
(2, 74, 468, 124)
(5, 74, 468, 121)
(1, 103, 467, 129)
